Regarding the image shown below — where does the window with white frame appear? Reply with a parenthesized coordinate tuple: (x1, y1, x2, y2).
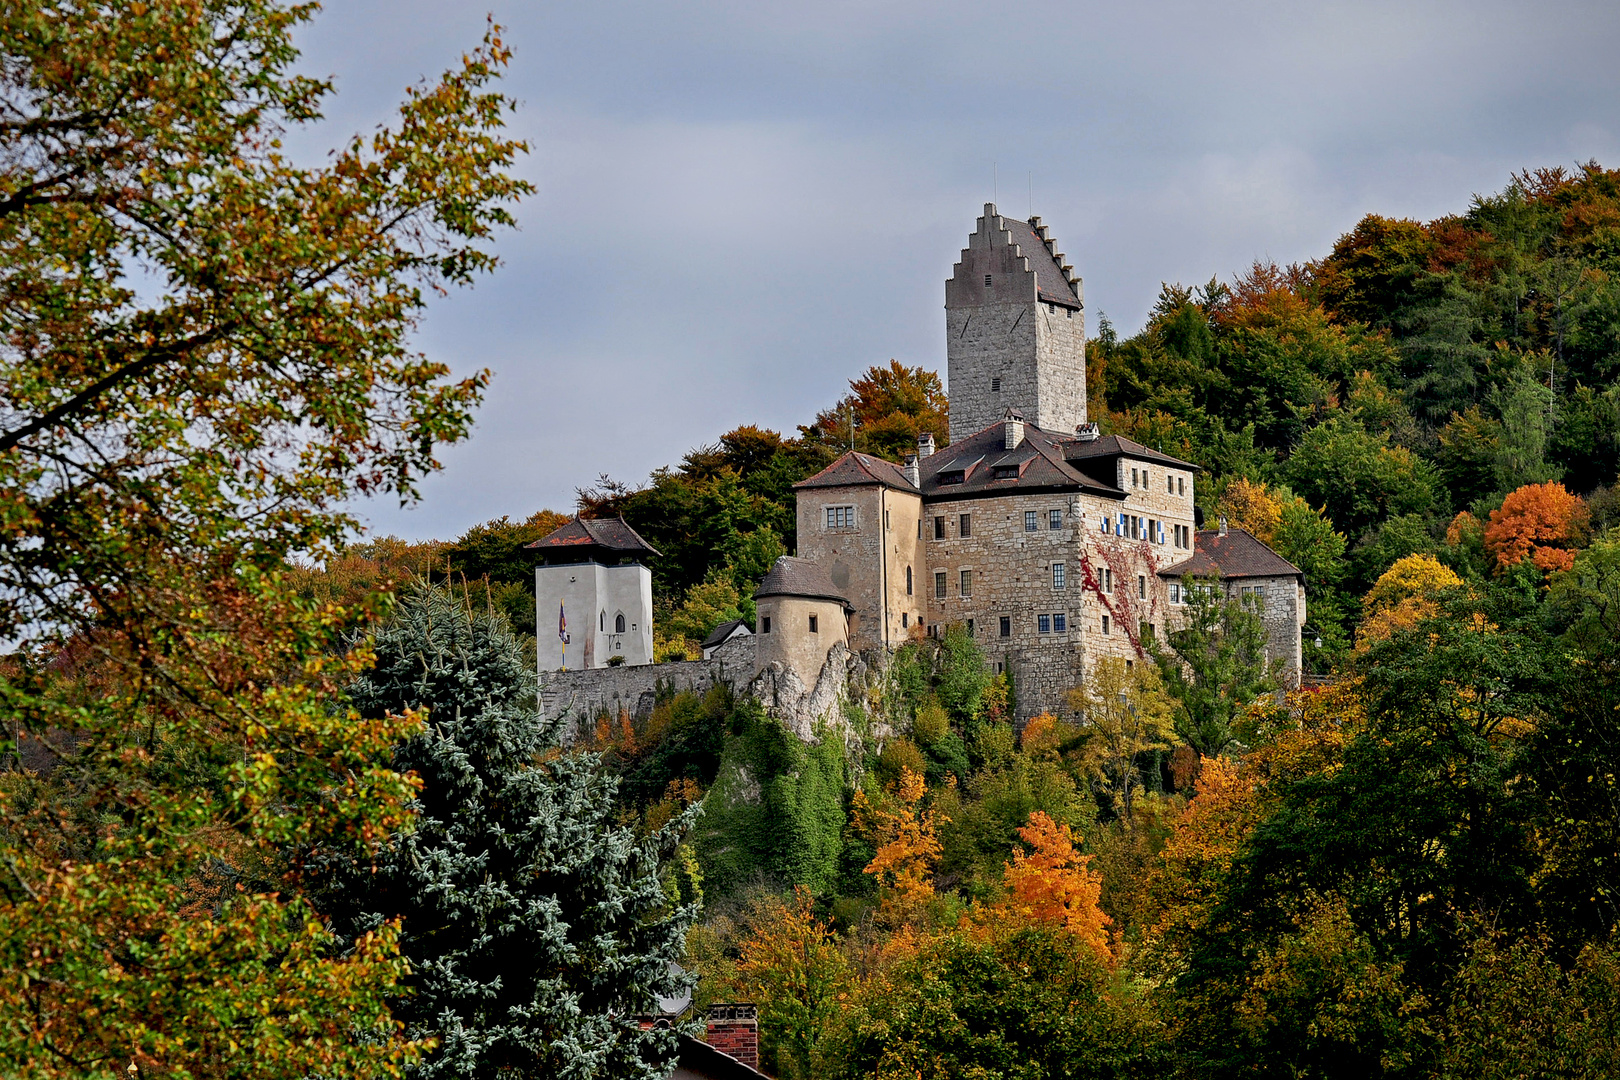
(1053, 612, 1067, 632)
(1170, 582, 1182, 604)
(826, 505, 855, 529)
(1038, 614, 1051, 633)
(1024, 510, 1038, 532)
(960, 569, 973, 597)
(934, 571, 947, 600)
(1048, 508, 1062, 530)
(1051, 562, 1065, 590)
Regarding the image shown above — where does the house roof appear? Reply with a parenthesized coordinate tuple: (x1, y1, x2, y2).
(918, 417, 1123, 500)
(794, 451, 919, 493)
(1063, 433, 1201, 473)
(673, 1034, 768, 1080)
(700, 618, 752, 650)
(1002, 214, 1080, 307)
(754, 556, 854, 610)
(1158, 528, 1303, 582)
(525, 516, 660, 556)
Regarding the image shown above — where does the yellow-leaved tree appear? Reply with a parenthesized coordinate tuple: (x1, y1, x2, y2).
(855, 767, 945, 926)
(1358, 553, 1465, 648)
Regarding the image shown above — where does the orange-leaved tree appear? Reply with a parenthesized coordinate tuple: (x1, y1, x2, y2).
(855, 767, 944, 924)
(1485, 482, 1589, 574)
(992, 811, 1112, 961)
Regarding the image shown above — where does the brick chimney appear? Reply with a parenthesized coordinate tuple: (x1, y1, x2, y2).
(705, 1003, 758, 1070)
(917, 431, 935, 459)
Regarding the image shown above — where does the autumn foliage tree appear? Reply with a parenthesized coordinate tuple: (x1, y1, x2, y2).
(0, 4, 527, 1076)
(991, 811, 1112, 961)
(1484, 481, 1589, 574)
(801, 360, 950, 460)
(730, 887, 852, 1080)
(855, 767, 944, 924)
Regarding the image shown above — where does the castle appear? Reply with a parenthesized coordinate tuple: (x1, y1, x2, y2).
(532, 204, 1306, 723)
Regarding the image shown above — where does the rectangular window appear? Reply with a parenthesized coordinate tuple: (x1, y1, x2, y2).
(1051, 562, 1066, 590)
(1178, 476, 1186, 496)
(1141, 621, 1154, 640)
(902, 612, 908, 628)
(826, 505, 855, 529)
(1170, 583, 1182, 604)
(809, 614, 819, 633)
(960, 513, 972, 538)
(1025, 510, 1038, 532)
(1049, 508, 1063, 530)
(934, 516, 946, 540)
(1102, 614, 1111, 635)
(991, 376, 1001, 392)
(935, 571, 947, 600)
(1103, 516, 1112, 535)
(1168, 475, 1175, 494)
(1105, 568, 1114, 592)
(1139, 575, 1147, 599)
(884, 509, 891, 530)
(999, 616, 1011, 638)
(967, 618, 975, 637)
(1038, 614, 1051, 634)
(917, 519, 923, 539)
(1053, 612, 1067, 632)
(1131, 468, 1139, 487)
(960, 569, 973, 597)
(762, 616, 771, 634)
(984, 274, 993, 287)
(1148, 518, 1156, 543)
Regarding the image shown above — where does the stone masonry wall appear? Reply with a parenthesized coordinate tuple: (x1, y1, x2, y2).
(918, 452, 1199, 720)
(795, 482, 925, 651)
(540, 634, 755, 742)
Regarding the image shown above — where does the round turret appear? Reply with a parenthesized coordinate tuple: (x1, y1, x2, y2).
(752, 556, 853, 685)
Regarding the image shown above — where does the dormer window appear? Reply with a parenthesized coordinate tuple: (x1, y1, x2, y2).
(992, 464, 1019, 480)
(937, 470, 965, 486)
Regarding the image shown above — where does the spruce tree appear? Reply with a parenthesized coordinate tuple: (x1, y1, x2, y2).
(315, 584, 696, 1079)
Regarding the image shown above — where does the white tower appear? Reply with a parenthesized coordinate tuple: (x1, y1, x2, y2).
(529, 517, 658, 671)
(946, 204, 1086, 441)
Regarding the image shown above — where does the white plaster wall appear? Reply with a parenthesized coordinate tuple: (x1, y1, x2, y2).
(535, 561, 652, 671)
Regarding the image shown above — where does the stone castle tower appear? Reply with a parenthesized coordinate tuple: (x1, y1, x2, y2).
(945, 204, 1086, 441)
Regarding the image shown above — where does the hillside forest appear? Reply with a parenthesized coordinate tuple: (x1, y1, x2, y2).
(295, 165, 1620, 1077)
(2, 18, 1616, 1072)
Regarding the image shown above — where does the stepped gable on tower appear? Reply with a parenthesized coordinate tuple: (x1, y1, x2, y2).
(946, 204, 1087, 441)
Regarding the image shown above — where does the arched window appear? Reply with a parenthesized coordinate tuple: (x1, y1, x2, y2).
(600, 611, 606, 631)
(614, 612, 626, 633)
(906, 566, 913, 595)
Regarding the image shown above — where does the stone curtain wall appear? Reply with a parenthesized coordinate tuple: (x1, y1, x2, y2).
(541, 635, 755, 742)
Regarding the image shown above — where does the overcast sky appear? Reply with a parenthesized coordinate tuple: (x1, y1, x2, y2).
(291, 0, 1620, 541)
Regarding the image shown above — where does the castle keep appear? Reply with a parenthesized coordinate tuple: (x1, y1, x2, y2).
(534, 204, 1305, 724)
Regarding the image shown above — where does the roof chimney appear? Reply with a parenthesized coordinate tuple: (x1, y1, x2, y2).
(917, 432, 935, 459)
(1003, 409, 1024, 450)
(1075, 422, 1100, 442)
(1217, 515, 1228, 537)
(903, 454, 920, 488)
(705, 1004, 758, 1071)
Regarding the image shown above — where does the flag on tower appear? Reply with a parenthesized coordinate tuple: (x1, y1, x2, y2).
(558, 601, 570, 645)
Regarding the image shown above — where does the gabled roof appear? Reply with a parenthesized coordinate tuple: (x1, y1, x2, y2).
(1063, 433, 1200, 472)
(1158, 528, 1303, 582)
(754, 556, 854, 610)
(794, 451, 919, 493)
(526, 515, 660, 555)
(918, 418, 1123, 500)
(700, 618, 752, 650)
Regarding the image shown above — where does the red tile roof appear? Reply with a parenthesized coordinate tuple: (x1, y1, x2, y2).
(1159, 528, 1302, 582)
